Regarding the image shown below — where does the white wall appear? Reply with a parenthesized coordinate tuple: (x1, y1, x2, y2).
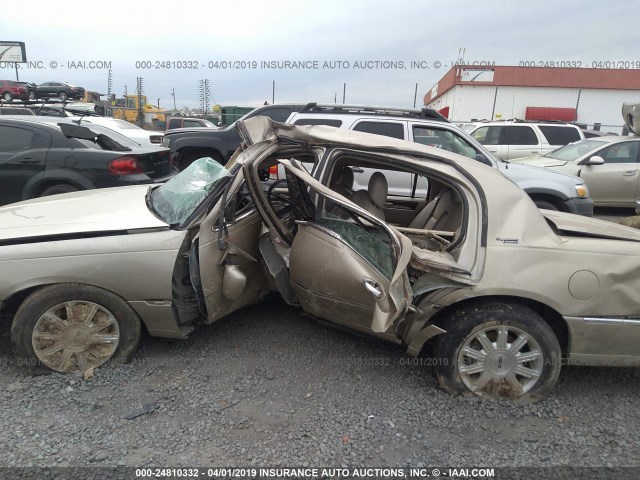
(427, 85, 640, 134)
(427, 85, 496, 121)
(577, 89, 640, 132)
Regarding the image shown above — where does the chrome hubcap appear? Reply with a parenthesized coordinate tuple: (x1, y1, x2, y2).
(458, 324, 544, 398)
(32, 301, 120, 372)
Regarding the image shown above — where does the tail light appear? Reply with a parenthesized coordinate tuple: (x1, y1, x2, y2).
(268, 165, 279, 180)
(108, 156, 143, 175)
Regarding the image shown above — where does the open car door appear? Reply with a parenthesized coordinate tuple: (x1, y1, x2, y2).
(247, 157, 414, 335)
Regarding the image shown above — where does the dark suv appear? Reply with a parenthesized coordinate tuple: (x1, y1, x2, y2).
(0, 117, 174, 206)
(162, 104, 305, 170)
(0, 81, 28, 102)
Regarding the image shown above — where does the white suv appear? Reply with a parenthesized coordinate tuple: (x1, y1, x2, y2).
(468, 120, 585, 161)
(285, 104, 593, 216)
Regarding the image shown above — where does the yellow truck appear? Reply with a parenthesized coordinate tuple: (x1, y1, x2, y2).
(112, 95, 168, 130)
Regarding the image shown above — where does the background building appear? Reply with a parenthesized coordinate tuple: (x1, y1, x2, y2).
(424, 66, 640, 134)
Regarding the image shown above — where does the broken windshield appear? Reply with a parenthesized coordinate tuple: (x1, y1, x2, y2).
(148, 157, 231, 225)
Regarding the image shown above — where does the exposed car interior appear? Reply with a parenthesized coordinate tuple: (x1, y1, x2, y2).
(324, 157, 464, 239)
(248, 151, 467, 285)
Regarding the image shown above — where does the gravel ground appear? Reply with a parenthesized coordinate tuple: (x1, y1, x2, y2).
(0, 208, 639, 471)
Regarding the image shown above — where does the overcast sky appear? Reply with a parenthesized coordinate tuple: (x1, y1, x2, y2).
(1, 0, 637, 110)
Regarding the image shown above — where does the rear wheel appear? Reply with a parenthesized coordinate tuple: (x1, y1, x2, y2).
(2, 91, 12, 101)
(433, 302, 561, 404)
(40, 184, 79, 196)
(11, 283, 142, 373)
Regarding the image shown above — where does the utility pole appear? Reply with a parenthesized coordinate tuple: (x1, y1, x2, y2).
(135, 77, 145, 127)
(107, 69, 113, 98)
(413, 83, 418, 108)
(343, 83, 346, 104)
(171, 88, 176, 111)
(198, 79, 211, 119)
(272, 80, 275, 104)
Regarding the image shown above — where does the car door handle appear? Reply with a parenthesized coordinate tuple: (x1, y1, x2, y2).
(623, 170, 638, 176)
(351, 167, 364, 173)
(487, 149, 497, 153)
(362, 278, 384, 299)
(19, 158, 40, 164)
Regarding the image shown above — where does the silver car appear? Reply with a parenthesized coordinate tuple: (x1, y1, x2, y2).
(515, 103, 640, 212)
(514, 136, 640, 211)
(2, 117, 640, 404)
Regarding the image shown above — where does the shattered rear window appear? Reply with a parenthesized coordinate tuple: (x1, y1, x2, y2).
(149, 157, 231, 225)
(314, 210, 393, 279)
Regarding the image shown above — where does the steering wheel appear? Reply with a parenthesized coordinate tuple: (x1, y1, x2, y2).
(267, 179, 292, 218)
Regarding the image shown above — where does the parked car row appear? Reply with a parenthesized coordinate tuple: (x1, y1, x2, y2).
(0, 116, 172, 206)
(2, 115, 640, 406)
(162, 103, 594, 216)
(0, 80, 86, 102)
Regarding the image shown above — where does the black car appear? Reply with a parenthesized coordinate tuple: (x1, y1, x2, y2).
(34, 82, 85, 101)
(0, 117, 174, 206)
(162, 103, 305, 170)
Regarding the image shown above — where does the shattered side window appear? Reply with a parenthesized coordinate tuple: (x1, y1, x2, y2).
(149, 157, 231, 225)
(314, 209, 393, 280)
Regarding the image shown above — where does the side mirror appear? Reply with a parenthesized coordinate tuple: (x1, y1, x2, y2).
(585, 156, 605, 166)
(475, 153, 493, 166)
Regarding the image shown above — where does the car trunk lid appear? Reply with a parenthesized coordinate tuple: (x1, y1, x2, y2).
(135, 148, 173, 177)
(543, 210, 640, 242)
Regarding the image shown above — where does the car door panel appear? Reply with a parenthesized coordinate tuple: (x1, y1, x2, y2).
(0, 125, 50, 205)
(198, 205, 269, 324)
(472, 126, 506, 159)
(502, 126, 541, 160)
(581, 164, 639, 206)
(249, 157, 414, 335)
(289, 218, 413, 335)
(289, 223, 392, 331)
(580, 142, 640, 206)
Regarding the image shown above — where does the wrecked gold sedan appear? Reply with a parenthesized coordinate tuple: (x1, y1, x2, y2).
(2, 117, 640, 403)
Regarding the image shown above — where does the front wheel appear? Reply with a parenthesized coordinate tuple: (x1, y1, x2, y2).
(28, 90, 36, 100)
(11, 283, 142, 373)
(2, 91, 12, 101)
(433, 302, 561, 404)
(58, 91, 67, 101)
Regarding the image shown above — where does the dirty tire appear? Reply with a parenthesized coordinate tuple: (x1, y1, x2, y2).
(534, 199, 559, 211)
(11, 283, 141, 374)
(433, 302, 561, 404)
(177, 150, 222, 171)
(40, 184, 79, 196)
